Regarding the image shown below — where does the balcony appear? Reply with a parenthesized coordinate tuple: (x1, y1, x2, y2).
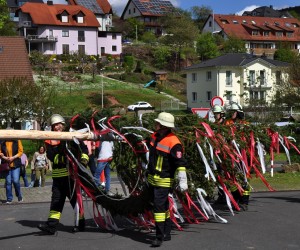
(26, 35, 58, 43)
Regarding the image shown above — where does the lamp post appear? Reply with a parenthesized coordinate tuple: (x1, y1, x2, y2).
(101, 69, 104, 109)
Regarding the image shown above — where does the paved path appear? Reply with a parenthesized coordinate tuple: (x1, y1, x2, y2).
(0, 191, 299, 250)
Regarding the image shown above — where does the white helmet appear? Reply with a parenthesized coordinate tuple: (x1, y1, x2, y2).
(212, 104, 224, 113)
(154, 112, 175, 128)
(230, 103, 242, 111)
(50, 114, 65, 126)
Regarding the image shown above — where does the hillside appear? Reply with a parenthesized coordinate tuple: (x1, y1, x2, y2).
(281, 6, 300, 19)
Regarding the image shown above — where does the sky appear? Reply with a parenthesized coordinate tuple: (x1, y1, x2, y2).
(48, 0, 299, 16)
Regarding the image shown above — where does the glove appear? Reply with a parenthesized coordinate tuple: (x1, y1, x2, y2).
(177, 170, 188, 192)
(80, 153, 89, 167)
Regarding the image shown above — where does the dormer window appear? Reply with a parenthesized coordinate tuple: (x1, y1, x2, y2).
(61, 14, 68, 23)
(221, 19, 229, 24)
(76, 12, 84, 23)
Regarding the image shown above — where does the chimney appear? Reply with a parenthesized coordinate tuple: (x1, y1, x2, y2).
(47, 1, 53, 5)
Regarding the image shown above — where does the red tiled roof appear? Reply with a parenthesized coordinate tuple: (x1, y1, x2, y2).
(0, 36, 33, 81)
(18, 3, 99, 27)
(96, 0, 112, 14)
(213, 14, 300, 42)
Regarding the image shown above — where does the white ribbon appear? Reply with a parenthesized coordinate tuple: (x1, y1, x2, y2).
(256, 140, 266, 174)
(196, 142, 216, 182)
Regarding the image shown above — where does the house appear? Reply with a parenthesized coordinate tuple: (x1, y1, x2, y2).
(242, 5, 292, 18)
(6, 0, 44, 23)
(121, 0, 177, 36)
(0, 36, 33, 82)
(17, 2, 100, 55)
(202, 14, 300, 58)
(185, 53, 289, 109)
(67, 0, 122, 56)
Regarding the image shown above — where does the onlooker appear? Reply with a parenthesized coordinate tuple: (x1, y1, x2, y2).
(83, 140, 96, 175)
(95, 136, 114, 194)
(0, 139, 24, 204)
(31, 146, 49, 187)
(20, 153, 29, 187)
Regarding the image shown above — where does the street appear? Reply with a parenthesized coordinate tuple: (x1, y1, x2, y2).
(0, 191, 300, 249)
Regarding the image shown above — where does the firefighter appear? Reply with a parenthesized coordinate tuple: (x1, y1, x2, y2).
(225, 103, 250, 211)
(224, 102, 246, 125)
(148, 112, 188, 247)
(37, 114, 89, 235)
(212, 104, 225, 124)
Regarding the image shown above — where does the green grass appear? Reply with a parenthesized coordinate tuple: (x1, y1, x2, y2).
(251, 172, 300, 191)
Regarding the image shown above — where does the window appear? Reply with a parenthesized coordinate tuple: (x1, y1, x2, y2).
(0, 46, 3, 53)
(78, 45, 85, 55)
(77, 16, 84, 23)
(129, 9, 131, 14)
(98, 31, 107, 37)
(192, 73, 197, 82)
(192, 92, 197, 102)
(233, 20, 238, 24)
(226, 71, 232, 85)
(250, 91, 266, 100)
(276, 31, 283, 37)
(249, 70, 255, 85)
(260, 70, 265, 85)
(62, 30, 69, 37)
(61, 14, 68, 23)
(252, 30, 259, 36)
(49, 43, 54, 51)
(263, 31, 270, 36)
(287, 32, 293, 38)
(206, 71, 212, 81)
(207, 91, 212, 101)
(49, 29, 53, 38)
(78, 30, 85, 41)
(133, 8, 136, 13)
(209, 21, 212, 27)
(221, 19, 229, 24)
(112, 34, 117, 39)
(62, 44, 69, 54)
(101, 47, 105, 54)
(112, 45, 117, 51)
(276, 71, 281, 85)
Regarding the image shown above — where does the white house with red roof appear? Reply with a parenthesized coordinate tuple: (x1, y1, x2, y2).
(202, 14, 300, 58)
(16, 1, 122, 56)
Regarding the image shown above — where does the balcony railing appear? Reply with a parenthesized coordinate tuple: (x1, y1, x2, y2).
(26, 35, 58, 42)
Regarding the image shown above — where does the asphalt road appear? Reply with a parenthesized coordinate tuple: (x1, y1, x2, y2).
(0, 191, 300, 250)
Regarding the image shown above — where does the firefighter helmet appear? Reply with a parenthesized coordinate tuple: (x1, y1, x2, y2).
(230, 103, 243, 111)
(212, 104, 224, 113)
(154, 112, 175, 128)
(50, 114, 65, 126)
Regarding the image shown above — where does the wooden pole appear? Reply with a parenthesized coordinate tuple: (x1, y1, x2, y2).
(0, 130, 98, 141)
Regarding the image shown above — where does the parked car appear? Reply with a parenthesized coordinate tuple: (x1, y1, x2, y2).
(122, 39, 133, 45)
(127, 101, 152, 111)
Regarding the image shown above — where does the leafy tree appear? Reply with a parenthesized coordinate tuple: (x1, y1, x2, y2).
(196, 32, 219, 60)
(0, 0, 16, 35)
(124, 18, 145, 41)
(222, 36, 246, 53)
(0, 77, 58, 128)
(288, 55, 300, 87)
(274, 43, 297, 63)
(160, 10, 199, 71)
(153, 46, 171, 69)
(191, 5, 212, 30)
(141, 31, 156, 44)
(29, 51, 50, 76)
(123, 55, 135, 72)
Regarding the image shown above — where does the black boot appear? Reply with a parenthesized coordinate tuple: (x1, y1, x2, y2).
(37, 223, 57, 235)
(151, 238, 163, 247)
(72, 218, 85, 233)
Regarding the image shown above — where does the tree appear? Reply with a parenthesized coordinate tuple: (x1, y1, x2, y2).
(0, 77, 57, 128)
(153, 46, 171, 69)
(222, 36, 246, 53)
(0, 0, 16, 36)
(141, 31, 156, 44)
(274, 43, 297, 63)
(191, 5, 212, 31)
(160, 10, 199, 71)
(124, 18, 145, 41)
(196, 32, 219, 60)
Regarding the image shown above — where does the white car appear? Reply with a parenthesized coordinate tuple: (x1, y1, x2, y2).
(127, 101, 152, 111)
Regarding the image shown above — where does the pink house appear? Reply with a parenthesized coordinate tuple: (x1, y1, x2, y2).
(17, 1, 122, 56)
